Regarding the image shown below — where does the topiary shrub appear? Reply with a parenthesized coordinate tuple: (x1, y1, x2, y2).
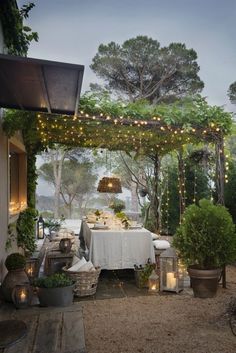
(173, 199, 236, 269)
(5, 253, 26, 271)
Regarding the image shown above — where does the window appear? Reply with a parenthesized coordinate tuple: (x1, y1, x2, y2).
(9, 142, 27, 215)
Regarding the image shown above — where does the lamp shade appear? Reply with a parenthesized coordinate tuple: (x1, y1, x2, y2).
(97, 177, 122, 193)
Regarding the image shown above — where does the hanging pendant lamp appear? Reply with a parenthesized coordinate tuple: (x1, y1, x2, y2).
(97, 176, 122, 193)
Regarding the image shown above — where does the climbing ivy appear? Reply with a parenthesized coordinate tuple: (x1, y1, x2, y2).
(16, 207, 38, 254)
(0, 1, 38, 56)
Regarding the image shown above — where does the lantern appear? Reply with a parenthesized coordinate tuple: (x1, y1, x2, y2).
(37, 215, 45, 239)
(97, 177, 122, 193)
(59, 238, 72, 253)
(25, 259, 38, 282)
(148, 270, 159, 294)
(12, 284, 32, 309)
(159, 247, 183, 293)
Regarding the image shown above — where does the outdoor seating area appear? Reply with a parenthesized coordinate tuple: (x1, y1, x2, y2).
(0, 1, 236, 352)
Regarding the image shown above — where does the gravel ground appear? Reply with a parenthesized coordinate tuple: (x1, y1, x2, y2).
(82, 266, 236, 353)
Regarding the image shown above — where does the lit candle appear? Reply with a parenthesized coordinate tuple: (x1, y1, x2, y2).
(151, 284, 157, 290)
(166, 272, 177, 290)
(20, 290, 27, 303)
(27, 266, 33, 277)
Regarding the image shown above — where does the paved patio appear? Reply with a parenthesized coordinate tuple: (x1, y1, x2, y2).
(0, 303, 86, 353)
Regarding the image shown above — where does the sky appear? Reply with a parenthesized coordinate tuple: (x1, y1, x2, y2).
(18, 0, 235, 197)
(19, 0, 236, 112)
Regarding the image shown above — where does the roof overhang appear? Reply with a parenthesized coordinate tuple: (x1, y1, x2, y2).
(0, 54, 84, 115)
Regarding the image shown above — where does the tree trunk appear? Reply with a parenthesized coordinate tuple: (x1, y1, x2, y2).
(149, 154, 161, 232)
(51, 150, 66, 219)
(130, 182, 139, 212)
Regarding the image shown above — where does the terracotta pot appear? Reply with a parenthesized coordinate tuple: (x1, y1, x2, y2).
(1, 269, 30, 302)
(187, 267, 221, 298)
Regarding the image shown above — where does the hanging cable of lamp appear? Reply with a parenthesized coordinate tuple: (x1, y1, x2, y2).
(97, 150, 122, 193)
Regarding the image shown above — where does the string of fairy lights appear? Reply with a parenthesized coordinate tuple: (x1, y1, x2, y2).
(35, 110, 229, 232)
(36, 110, 225, 155)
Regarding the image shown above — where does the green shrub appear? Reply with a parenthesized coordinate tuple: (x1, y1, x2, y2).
(173, 199, 236, 269)
(5, 253, 26, 271)
(110, 198, 125, 213)
(34, 273, 73, 288)
(16, 207, 37, 253)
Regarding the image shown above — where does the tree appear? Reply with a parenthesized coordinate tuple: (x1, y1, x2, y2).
(60, 159, 97, 218)
(38, 152, 97, 218)
(228, 82, 236, 104)
(39, 148, 67, 218)
(90, 35, 204, 103)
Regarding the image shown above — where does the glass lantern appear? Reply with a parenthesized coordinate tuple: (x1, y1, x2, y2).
(37, 215, 45, 239)
(25, 259, 38, 282)
(59, 238, 72, 253)
(159, 247, 183, 293)
(148, 269, 159, 294)
(12, 284, 32, 309)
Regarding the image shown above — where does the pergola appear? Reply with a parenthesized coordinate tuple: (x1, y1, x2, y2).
(1, 57, 233, 288)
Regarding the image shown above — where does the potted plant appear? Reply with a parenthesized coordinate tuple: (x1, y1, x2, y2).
(34, 273, 74, 307)
(134, 260, 156, 288)
(173, 199, 236, 298)
(1, 253, 29, 302)
(109, 198, 125, 214)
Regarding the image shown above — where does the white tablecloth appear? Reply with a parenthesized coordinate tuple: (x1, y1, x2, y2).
(82, 222, 155, 269)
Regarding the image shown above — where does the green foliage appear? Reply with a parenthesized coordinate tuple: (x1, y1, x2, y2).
(228, 81, 236, 104)
(5, 222, 17, 251)
(94, 209, 101, 217)
(5, 253, 26, 271)
(115, 211, 128, 220)
(43, 216, 65, 235)
(173, 199, 236, 269)
(16, 208, 37, 254)
(34, 273, 73, 288)
(161, 164, 180, 234)
(0, 1, 38, 56)
(3, 110, 45, 210)
(91, 35, 204, 102)
(225, 160, 236, 223)
(109, 198, 125, 213)
(134, 261, 156, 287)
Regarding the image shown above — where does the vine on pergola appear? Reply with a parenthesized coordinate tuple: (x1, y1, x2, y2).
(3, 93, 233, 217)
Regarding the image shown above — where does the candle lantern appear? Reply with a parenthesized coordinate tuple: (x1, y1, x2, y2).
(148, 270, 159, 294)
(59, 238, 72, 253)
(25, 259, 38, 282)
(12, 283, 32, 309)
(37, 215, 45, 239)
(159, 247, 183, 293)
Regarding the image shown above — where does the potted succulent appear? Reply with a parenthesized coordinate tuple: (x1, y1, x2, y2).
(1, 253, 29, 302)
(34, 273, 74, 307)
(173, 199, 236, 298)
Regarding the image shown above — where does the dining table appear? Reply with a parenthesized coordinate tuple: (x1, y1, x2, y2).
(81, 221, 155, 270)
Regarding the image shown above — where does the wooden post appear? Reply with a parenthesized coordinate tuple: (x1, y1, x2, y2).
(215, 135, 226, 288)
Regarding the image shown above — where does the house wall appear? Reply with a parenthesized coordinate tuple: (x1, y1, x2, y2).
(0, 19, 27, 282)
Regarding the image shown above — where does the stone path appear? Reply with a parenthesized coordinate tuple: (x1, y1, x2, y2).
(0, 304, 86, 353)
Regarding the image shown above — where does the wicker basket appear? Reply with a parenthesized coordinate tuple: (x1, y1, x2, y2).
(62, 266, 101, 297)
